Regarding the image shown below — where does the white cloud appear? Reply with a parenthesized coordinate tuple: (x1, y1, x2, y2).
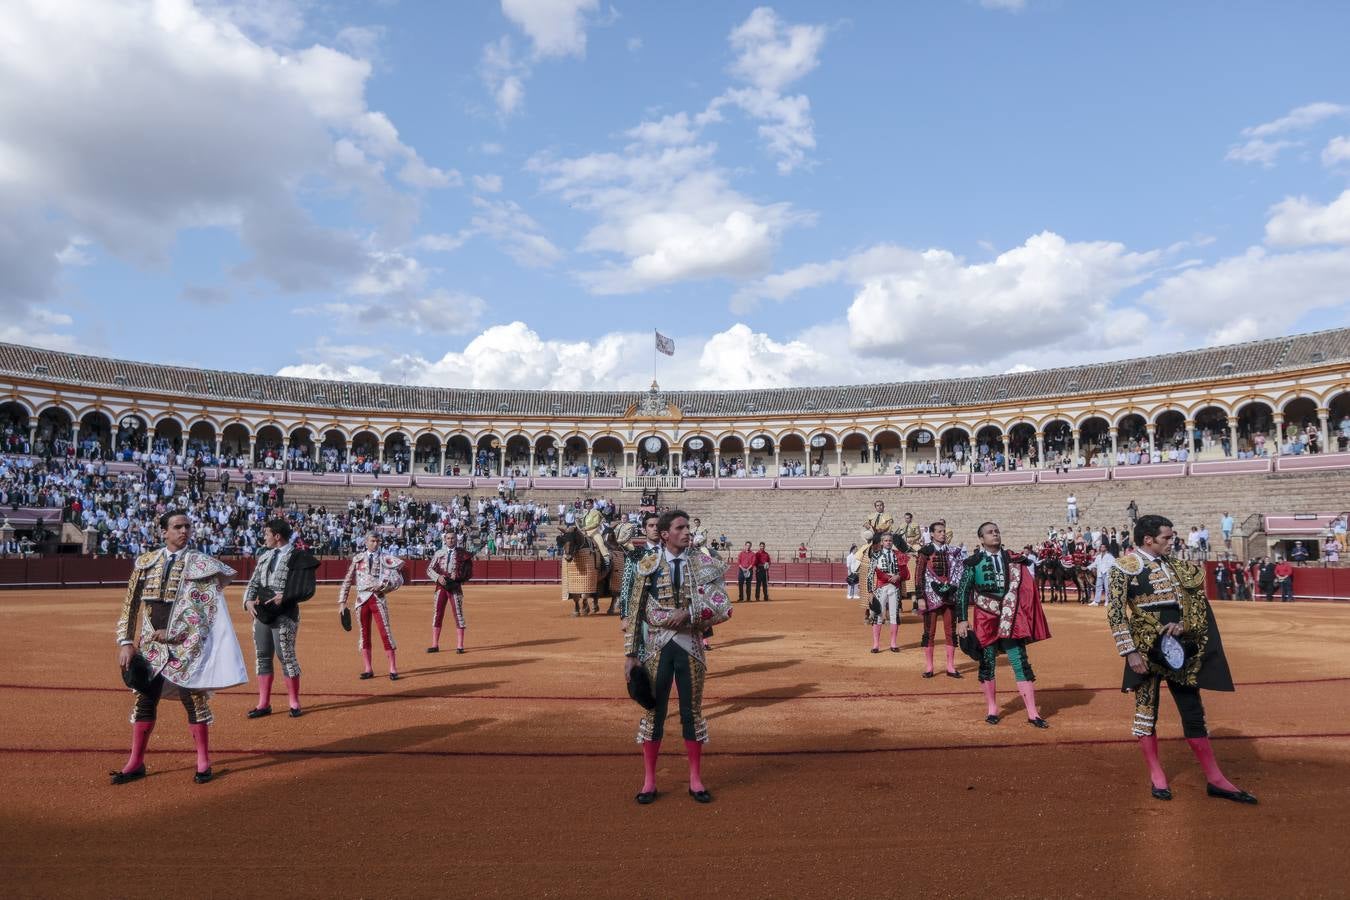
(473, 173, 505, 193)
(481, 0, 601, 118)
(530, 143, 807, 292)
(1323, 136, 1350, 167)
(719, 7, 826, 173)
(1224, 138, 1299, 167)
(627, 36, 643, 52)
(480, 35, 529, 118)
(845, 233, 1158, 365)
(412, 197, 561, 268)
(1265, 190, 1350, 247)
(0, 0, 454, 323)
(1227, 101, 1350, 166)
(313, 290, 487, 336)
(625, 112, 700, 146)
(335, 25, 385, 61)
(501, 0, 599, 59)
(1242, 101, 1349, 139)
(727, 7, 826, 93)
(1140, 246, 1350, 345)
(468, 197, 563, 267)
(980, 0, 1027, 10)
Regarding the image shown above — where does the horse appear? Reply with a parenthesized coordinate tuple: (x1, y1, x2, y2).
(557, 527, 600, 615)
(1037, 557, 1069, 604)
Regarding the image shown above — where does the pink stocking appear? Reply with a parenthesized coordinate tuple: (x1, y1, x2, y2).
(431, 625, 441, 650)
(387, 648, 398, 675)
(1139, 735, 1168, 790)
(255, 673, 273, 710)
(923, 643, 935, 673)
(871, 624, 881, 650)
(360, 647, 373, 674)
(1187, 737, 1239, 792)
(981, 679, 999, 716)
(123, 721, 154, 773)
(188, 723, 210, 774)
(456, 627, 465, 651)
(285, 675, 301, 711)
(685, 739, 705, 792)
(889, 623, 900, 649)
(641, 739, 661, 793)
(944, 644, 957, 674)
(1016, 681, 1041, 720)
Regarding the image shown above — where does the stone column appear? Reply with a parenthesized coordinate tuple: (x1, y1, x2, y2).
(1145, 424, 1155, 460)
(773, 447, 781, 476)
(901, 441, 908, 475)
(835, 445, 842, 476)
(1034, 431, 1044, 469)
(1229, 418, 1240, 456)
(1319, 410, 1331, 454)
(1109, 427, 1119, 467)
(83, 525, 98, 555)
(439, 443, 447, 475)
(1184, 419, 1196, 458)
(1072, 428, 1081, 467)
(587, 447, 594, 477)
(1272, 415, 1283, 457)
(528, 445, 536, 476)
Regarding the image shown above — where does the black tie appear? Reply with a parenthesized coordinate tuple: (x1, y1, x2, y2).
(671, 558, 683, 599)
(161, 551, 177, 584)
(266, 549, 280, 580)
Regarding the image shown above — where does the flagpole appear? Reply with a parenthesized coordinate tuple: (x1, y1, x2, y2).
(653, 328, 658, 387)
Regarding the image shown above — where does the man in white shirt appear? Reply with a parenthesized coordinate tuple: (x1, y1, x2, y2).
(1066, 494, 1078, 525)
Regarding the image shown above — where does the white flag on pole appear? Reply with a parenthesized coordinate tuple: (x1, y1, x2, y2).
(655, 331, 675, 357)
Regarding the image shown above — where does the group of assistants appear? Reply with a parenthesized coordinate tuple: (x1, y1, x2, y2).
(111, 513, 474, 784)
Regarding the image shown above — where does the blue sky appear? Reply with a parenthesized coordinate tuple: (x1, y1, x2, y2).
(3, 0, 1350, 389)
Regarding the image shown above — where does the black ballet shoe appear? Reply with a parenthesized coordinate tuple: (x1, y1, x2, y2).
(922, 671, 935, 679)
(246, 706, 272, 719)
(289, 708, 303, 718)
(870, 648, 880, 654)
(635, 790, 658, 805)
(889, 647, 900, 653)
(389, 672, 400, 681)
(1151, 786, 1173, 801)
(359, 672, 374, 680)
(427, 647, 439, 653)
(1207, 784, 1258, 805)
(1028, 717, 1050, 729)
(110, 766, 146, 786)
(193, 767, 213, 784)
(945, 670, 963, 679)
(985, 714, 1001, 725)
(456, 648, 465, 654)
(688, 788, 713, 804)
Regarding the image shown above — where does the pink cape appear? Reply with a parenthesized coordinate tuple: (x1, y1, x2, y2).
(973, 563, 1052, 648)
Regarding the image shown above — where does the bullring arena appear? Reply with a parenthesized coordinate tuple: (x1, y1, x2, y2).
(3, 331, 1350, 897)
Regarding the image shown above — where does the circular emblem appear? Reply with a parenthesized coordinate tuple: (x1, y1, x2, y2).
(915, 430, 932, 445)
(749, 436, 767, 450)
(643, 436, 663, 453)
(686, 438, 705, 450)
(810, 435, 827, 448)
(120, 417, 139, 430)
(1159, 634, 1186, 670)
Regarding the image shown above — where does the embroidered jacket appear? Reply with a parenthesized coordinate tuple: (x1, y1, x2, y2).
(1106, 550, 1211, 685)
(339, 550, 406, 607)
(428, 546, 468, 589)
(914, 543, 965, 613)
(243, 544, 293, 610)
(115, 549, 237, 685)
(623, 549, 728, 664)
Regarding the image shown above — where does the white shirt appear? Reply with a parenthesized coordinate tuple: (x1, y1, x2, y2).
(662, 547, 697, 654)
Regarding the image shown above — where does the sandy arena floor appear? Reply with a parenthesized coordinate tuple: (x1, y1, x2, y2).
(1, 584, 1348, 898)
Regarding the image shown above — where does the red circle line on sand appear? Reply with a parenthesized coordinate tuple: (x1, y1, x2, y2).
(2, 732, 1349, 760)
(1, 675, 1347, 704)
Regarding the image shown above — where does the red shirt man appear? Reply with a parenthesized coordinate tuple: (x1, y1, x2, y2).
(797, 544, 808, 560)
(753, 543, 772, 601)
(736, 546, 757, 570)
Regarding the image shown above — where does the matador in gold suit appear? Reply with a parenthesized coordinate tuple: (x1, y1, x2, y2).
(112, 514, 245, 785)
(1106, 514, 1255, 804)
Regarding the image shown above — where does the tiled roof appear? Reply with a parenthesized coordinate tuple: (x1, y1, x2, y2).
(2, 328, 1348, 418)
